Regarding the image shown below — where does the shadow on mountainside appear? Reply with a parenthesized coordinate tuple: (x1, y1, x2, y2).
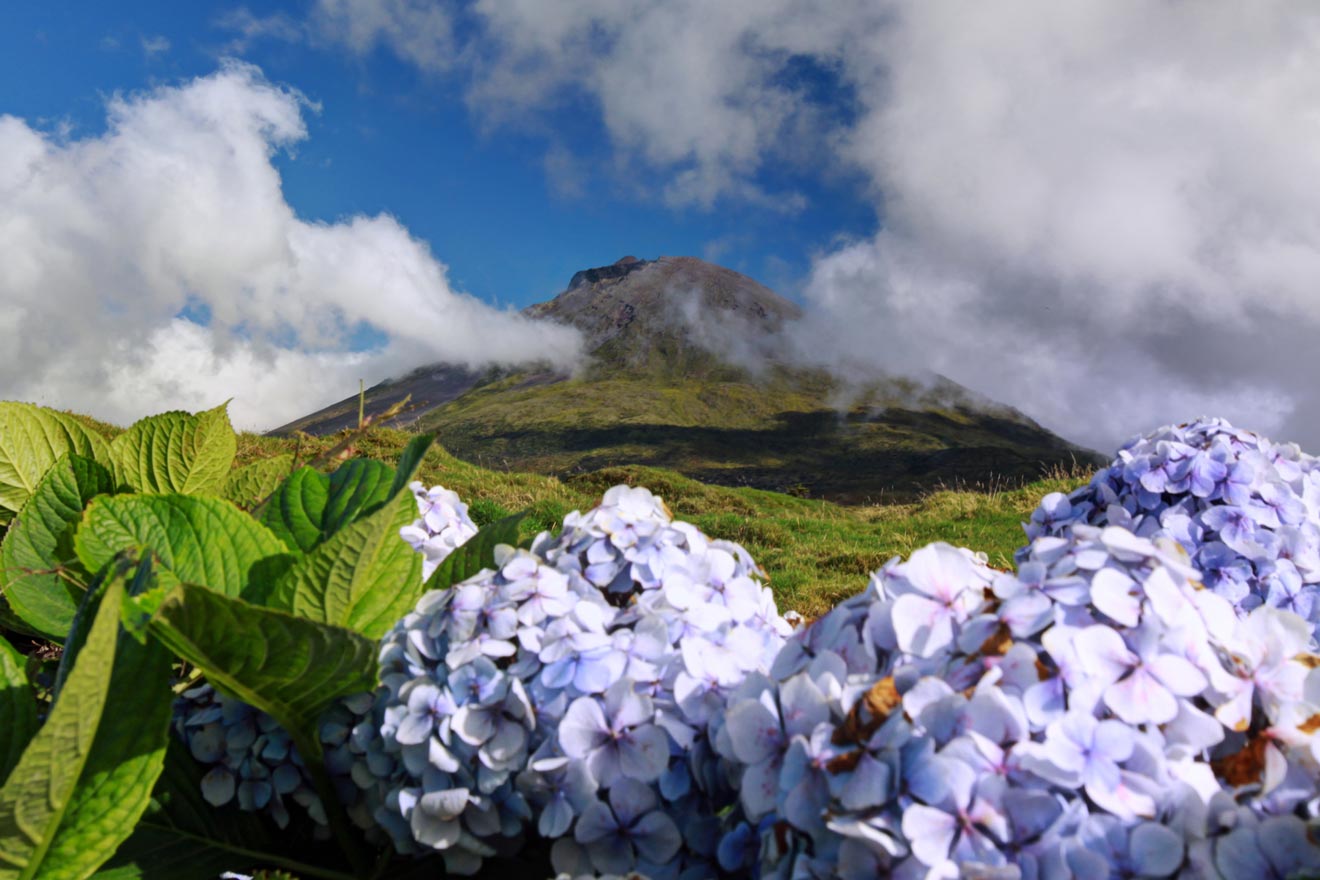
(443, 407, 1100, 504)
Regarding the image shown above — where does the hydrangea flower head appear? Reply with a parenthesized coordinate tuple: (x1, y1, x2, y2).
(713, 512, 1320, 878)
(1021, 417, 1320, 634)
(356, 483, 793, 876)
(399, 482, 479, 581)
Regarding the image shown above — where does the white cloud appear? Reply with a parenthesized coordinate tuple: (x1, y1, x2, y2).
(541, 142, 586, 199)
(254, 0, 1320, 450)
(0, 62, 581, 431)
(215, 3, 455, 71)
(800, 0, 1320, 449)
(313, 0, 456, 72)
(140, 34, 171, 57)
(476, 0, 1320, 450)
(212, 8, 304, 55)
(472, 0, 887, 208)
(302, 0, 869, 207)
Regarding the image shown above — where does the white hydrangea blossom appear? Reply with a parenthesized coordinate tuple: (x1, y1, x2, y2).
(399, 482, 479, 581)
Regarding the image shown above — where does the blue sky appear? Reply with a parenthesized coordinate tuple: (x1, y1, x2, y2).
(0, 1, 871, 309)
(4, 1, 1320, 452)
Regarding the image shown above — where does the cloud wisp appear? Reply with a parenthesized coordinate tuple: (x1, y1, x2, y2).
(791, 1, 1320, 450)
(0, 62, 582, 431)
(291, 0, 1320, 451)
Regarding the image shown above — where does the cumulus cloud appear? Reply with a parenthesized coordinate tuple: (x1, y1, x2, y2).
(797, 1, 1320, 449)
(313, 0, 455, 72)
(219, 1, 455, 72)
(473, 2, 1320, 448)
(0, 62, 581, 431)
(517, 1, 900, 210)
(237, 0, 1320, 449)
(299, 0, 873, 208)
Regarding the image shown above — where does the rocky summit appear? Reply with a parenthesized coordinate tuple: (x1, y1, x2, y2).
(528, 255, 801, 372)
(271, 256, 1099, 502)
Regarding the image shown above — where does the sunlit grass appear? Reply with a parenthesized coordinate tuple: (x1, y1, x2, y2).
(69, 413, 1094, 620)
(237, 426, 1094, 618)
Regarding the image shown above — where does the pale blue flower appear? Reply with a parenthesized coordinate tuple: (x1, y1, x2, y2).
(1016, 710, 1154, 820)
(574, 779, 681, 874)
(900, 756, 1008, 870)
(559, 682, 670, 785)
(1210, 605, 1310, 732)
(407, 787, 471, 850)
(1075, 816, 1184, 878)
(519, 751, 596, 839)
(400, 482, 478, 581)
(395, 682, 457, 746)
(1214, 815, 1320, 879)
(200, 766, 236, 807)
(1072, 625, 1206, 726)
(1187, 447, 1229, 499)
(889, 543, 990, 657)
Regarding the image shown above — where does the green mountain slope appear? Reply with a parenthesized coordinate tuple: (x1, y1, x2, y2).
(237, 425, 1095, 618)
(271, 256, 1101, 502)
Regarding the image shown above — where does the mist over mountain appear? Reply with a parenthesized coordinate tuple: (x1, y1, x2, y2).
(272, 256, 1099, 502)
(526, 256, 800, 375)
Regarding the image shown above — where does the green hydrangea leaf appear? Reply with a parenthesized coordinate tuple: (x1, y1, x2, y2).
(321, 459, 394, 536)
(268, 491, 421, 638)
(386, 434, 434, 500)
(74, 495, 293, 606)
(260, 458, 396, 555)
(0, 403, 109, 517)
(136, 581, 377, 738)
(0, 557, 173, 880)
(257, 437, 430, 559)
(257, 467, 329, 554)
(130, 581, 377, 876)
(0, 603, 33, 639)
(1, 455, 115, 640)
(220, 455, 293, 512)
(107, 404, 235, 496)
(0, 637, 36, 788)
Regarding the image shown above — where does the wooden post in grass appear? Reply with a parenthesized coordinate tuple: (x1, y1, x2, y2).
(358, 378, 365, 429)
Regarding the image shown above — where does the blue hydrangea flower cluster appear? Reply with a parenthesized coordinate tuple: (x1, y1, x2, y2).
(711, 522, 1320, 878)
(176, 422, 1320, 880)
(399, 481, 479, 581)
(1021, 417, 1320, 633)
(174, 681, 323, 827)
(347, 485, 794, 877)
(173, 482, 477, 828)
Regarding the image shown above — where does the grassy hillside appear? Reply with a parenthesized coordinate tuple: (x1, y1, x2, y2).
(62, 411, 1094, 616)
(410, 370, 1096, 505)
(249, 423, 1091, 617)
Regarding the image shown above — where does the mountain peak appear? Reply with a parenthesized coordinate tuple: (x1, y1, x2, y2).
(270, 252, 1099, 501)
(566, 256, 652, 291)
(529, 256, 801, 372)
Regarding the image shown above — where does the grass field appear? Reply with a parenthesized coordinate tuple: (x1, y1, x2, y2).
(71, 412, 1095, 619)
